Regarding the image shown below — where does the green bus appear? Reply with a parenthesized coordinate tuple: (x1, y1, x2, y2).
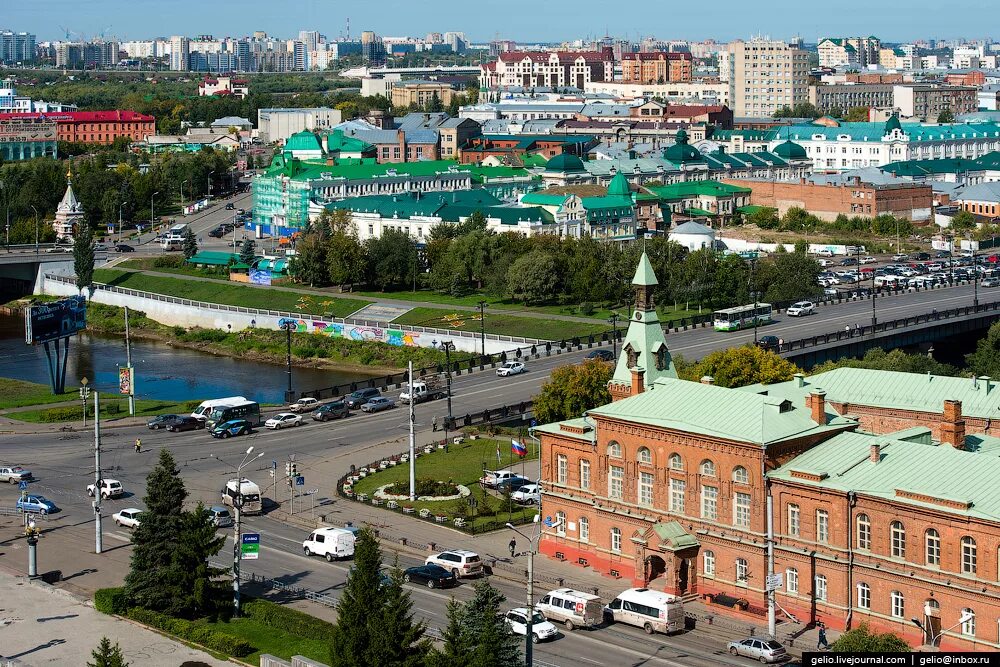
(205, 401, 261, 430)
(713, 303, 773, 332)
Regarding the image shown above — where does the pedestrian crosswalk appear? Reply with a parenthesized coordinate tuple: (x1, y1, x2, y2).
(106, 531, 134, 543)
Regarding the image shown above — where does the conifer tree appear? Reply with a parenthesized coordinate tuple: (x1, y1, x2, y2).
(88, 637, 128, 667)
(329, 528, 384, 667)
(239, 238, 256, 266)
(370, 562, 431, 667)
(429, 580, 520, 667)
(182, 227, 198, 259)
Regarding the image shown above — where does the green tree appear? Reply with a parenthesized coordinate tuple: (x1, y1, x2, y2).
(365, 229, 417, 290)
(323, 210, 366, 288)
(88, 637, 129, 667)
(950, 210, 978, 233)
(830, 623, 909, 652)
(429, 580, 520, 667)
(747, 207, 780, 230)
(534, 359, 613, 423)
(507, 250, 559, 304)
(176, 502, 228, 618)
(291, 230, 331, 287)
(813, 347, 958, 376)
(73, 222, 95, 293)
(680, 345, 802, 388)
(844, 106, 871, 122)
(967, 320, 1000, 378)
(182, 227, 198, 259)
(370, 564, 432, 667)
(238, 238, 256, 266)
(758, 248, 822, 303)
(774, 102, 820, 119)
(937, 109, 956, 124)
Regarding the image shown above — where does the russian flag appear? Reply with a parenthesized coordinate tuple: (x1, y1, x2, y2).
(511, 438, 527, 457)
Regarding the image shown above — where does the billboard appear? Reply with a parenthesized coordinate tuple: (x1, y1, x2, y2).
(118, 366, 134, 396)
(25, 296, 87, 345)
(249, 269, 272, 286)
(0, 117, 58, 144)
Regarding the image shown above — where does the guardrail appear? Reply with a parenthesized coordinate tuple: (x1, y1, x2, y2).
(209, 560, 338, 607)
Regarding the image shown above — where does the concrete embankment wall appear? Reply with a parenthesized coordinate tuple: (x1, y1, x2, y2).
(41, 274, 540, 355)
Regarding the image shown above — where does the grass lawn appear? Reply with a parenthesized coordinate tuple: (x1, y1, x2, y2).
(351, 436, 540, 530)
(8, 398, 198, 423)
(193, 617, 330, 664)
(93, 269, 370, 318)
(392, 307, 609, 341)
(0, 378, 81, 410)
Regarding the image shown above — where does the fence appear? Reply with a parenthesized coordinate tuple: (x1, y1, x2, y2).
(209, 560, 337, 608)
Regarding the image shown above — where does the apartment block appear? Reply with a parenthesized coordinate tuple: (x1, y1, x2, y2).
(620, 52, 693, 84)
(893, 84, 977, 122)
(817, 36, 881, 68)
(726, 38, 809, 118)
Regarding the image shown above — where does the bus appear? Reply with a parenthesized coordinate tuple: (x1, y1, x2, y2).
(713, 303, 773, 332)
(205, 401, 261, 430)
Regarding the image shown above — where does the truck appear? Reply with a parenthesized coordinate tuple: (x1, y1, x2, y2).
(399, 373, 449, 405)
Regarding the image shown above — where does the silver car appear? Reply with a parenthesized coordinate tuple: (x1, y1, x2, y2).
(727, 637, 788, 663)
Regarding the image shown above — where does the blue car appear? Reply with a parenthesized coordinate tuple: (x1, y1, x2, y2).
(17, 494, 58, 514)
(210, 419, 252, 439)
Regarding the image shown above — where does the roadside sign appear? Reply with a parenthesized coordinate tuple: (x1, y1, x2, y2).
(765, 573, 783, 591)
(272, 460, 277, 470)
(241, 532, 260, 560)
(295, 475, 305, 486)
(18, 481, 27, 490)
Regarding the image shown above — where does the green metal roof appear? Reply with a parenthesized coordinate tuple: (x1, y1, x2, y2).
(770, 121, 1000, 144)
(327, 190, 502, 220)
(324, 129, 374, 153)
(284, 131, 323, 152)
(645, 180, 751, 201)
(685, 207, 716, 217)
(632, 251, 658, 287)
(770, 429, 1000, 521)
(651, 521, 699, 550)
(185, 251, 239, 266)
(521, 193, 571, 206)
(591, 377, 850, 446)
(532, 417, 595, 443)
(264, 155, 532, 184)
(882, 157, 981, 177)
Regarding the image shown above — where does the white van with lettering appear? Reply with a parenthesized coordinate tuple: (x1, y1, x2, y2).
(536, 588, 604, 630)
(604, 588, 685, 635)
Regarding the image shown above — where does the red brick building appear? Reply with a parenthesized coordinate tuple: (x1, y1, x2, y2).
(621, 52, 693, 84)
(0, 110, 155, 145)
(535, 255, 1000, 651)
(480, 49, 615, 89)
(458, 134, 593, 165)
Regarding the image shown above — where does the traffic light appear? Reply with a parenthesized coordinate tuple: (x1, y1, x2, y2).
(285, 462, 292, 477)
(291, 463, 298, 477)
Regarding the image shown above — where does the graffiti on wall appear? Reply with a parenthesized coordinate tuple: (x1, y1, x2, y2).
(279, 318, 422, 347)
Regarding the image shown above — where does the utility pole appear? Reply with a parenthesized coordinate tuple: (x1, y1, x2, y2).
(766, 490, 776, 637)
(477, 300, 487, 357)
(608, 311, 620, 358)
(150, 191, 159, 238)
(124, 306, 134, 416)
(974, 248, 980, 308)
(94, 391, 103, 554)
(408, 361, 416, 501)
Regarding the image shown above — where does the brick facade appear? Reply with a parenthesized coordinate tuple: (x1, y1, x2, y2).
(0, 110, 155, 145)
(621, 52, 693, 84)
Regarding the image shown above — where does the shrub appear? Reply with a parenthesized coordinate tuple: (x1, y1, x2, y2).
(40, 406, 82, 422)
(152, 256, 185, 268)
(241, 598, 334, 641)
(388, 478, 457, 497)
(578, 302, 595, 316)
(127, 608, 253, 657)
(94, 587, 128, 615)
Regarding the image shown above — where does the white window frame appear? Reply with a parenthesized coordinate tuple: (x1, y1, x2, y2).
(701, 485, 718, 520)
(962, 608, 976, 637)
(891, 521, 906, 559)
(637, 447, 652, 464)
(890, 590, 904, 618)
(734, 492, 751, 528)
(926, 529, 941, 566)
(856, 514, 871, 550)
(639, 472, 655, 507)
(857, 582, 870, 609)
(669, 453, 683, 471)
(787, 504, 800, 537)
(815, 574, 827, 601)
(816, 509, 829, 544)
(735, 558, 748, 585)
(703, 550, 715, 576)
(608, 465, 623, 500)
(579, 459, 591, 490)
(556, 454, 568, 485)
(786, 568, 798, 594)
(700, 459, 716, 476)
(669, 477, 685, 514)
(733, 466, 749, 484)
(962, 536, 978, 575)
(578, 517, 589, 542)
(610, 527, 621, 553)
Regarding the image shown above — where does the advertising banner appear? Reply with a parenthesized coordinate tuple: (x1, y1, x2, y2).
(118, 366, 134, 396)
(25, 296, 87, 345)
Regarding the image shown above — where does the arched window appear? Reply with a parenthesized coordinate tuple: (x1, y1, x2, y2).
(733, 466, 749, 484)
(962, 608, 976, 637)
(669, 453, 683, 471)
(926, 529, 941, 566)
(856, 514, 871, 550)
(610, 527, 622, 553)
(703, 550, 715, 576)
(578, 517, 589, 543)
(962, 536, 977, 575)
(735, 558, 748, 584)
(607, 441, 622, 458)
(857, 582, 871, 609)
(637, 447, 652, 464)
(890, 521, 906, 559)
(700, 459, 716, 476)
(890, 590, 905, 618)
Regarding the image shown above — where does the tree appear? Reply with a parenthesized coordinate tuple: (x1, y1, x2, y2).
(967, 320, 1000, 378)
(370, 564, 432, 667)
(534, 359, 613, 423)
(182, 227, 198, 259)
(680, 345, 802, 388)
(937, 109, 956, 124)
(830, 623, 909, 652)
(774, 102, 820, 119)
(364, 229, 416, 290)
(758, 248, 822, 304)
(507, 250, 559, 304)
(88, 637, 129, 667)
(429, 580, 520, 667)
(950, 210, 978, 233)
(291, 230, 331, 287)
(844, 106, 871, 122)
(73, 222, 95, 293)
(238, 238, 256, 266)
(746, 207, 779, 230)
(812, 348, 958, 376)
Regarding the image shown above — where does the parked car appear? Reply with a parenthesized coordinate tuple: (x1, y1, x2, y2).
(114, 244, 135, 252)
(17, 494, 57, 514)
(815, 249, 834, 257)
(983, 277, 1000, 288)
(165, 416, 202, 432)
(505, 608, 558, 644)
(935, 250, 952, 258)
(727, 637, 788, 663)
(817, 259, 833, 267)
(402, 564, 458, 589)
(840, 257, 858, 266)
(208, 226, 226, 238)
(360, 397, 396, 413)
(425, 550, 483, 578)
(757, 335, 781, 352)
(265, 412, 303, 429)
(312, 400, 350, 421)
(87, 479, 124, 499)
(288, 397, 320, 413)
(225, 203, 235, 210)
(891, 253, 909, 262)
(346, 388, 381, 409)
(911, 252, 931, 261)
(479, 469, 520, 489)
(302, 527, 356, 561)
(585, 349, 615, 362)
(113, 508, 143, 529)
(0, 465, 32, 483)
(93, 242, 108, 252)
(785, 301, 815, 317)
(497, 361, 526, 377)
(210, 419, 253, 438)
(511, 483, 540, 504)
(859, 256, 877, 264)
(208, 505, 233, 528)
(146, 414, 180, 430)
(495, 475, 531, 493)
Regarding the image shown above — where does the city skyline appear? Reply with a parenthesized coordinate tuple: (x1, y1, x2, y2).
(5, 0, 997, 44)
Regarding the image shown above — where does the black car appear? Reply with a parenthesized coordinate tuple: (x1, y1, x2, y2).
(114, 244, 135, 252)
(147, 414, 180, 430)
(840, 257, 858, 266)
(403, 564, 458, 589)
(312, 400, 350, 421)
(165, 416, 202, 432)
(225, 203, 235, 210)
(935, 250, 952, 258)
(757, 335, 781, 352)
(911, 252, 931, 261)
(346, 388, 381, 409)
(585, 349, 615, 362)
(496, 475, 531, 492)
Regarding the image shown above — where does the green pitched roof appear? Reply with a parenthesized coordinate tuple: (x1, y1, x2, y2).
(185, 251, 239, 266)
(645, 180, 751, 201)
(651, 521, 699, 550)
(327, 190, 502, 220)
(632, 251, 658, 286)
(264, 157, 532, 183)
(324, 129, 374, 153)
(521, 193, 572, 206)
(284, 131, 323, 152)
(606, 171, 631, 197)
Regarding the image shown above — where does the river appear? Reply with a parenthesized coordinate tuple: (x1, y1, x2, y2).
(0, 315, 365, 404)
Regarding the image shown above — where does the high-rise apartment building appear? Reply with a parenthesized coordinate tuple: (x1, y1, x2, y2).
(298, 30, 320, 52)
(726, 38, 809, 118)
(361, 31, 386, 65)
(817, 36, 881, 68)
(0, 31, 36, 64)
(169, 35, 189, 71)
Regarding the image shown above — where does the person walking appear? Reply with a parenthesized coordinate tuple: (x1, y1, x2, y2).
(134, 438, 141, 453)
(432, 416, 438, 432)
(508, 538, 517, 558)
(817, 623, 830, 650)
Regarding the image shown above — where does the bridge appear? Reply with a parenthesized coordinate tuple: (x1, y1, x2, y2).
(342, 65, 483, 79)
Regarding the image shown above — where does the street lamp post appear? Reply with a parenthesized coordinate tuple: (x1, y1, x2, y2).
(911, 609, 974, 648)
(507, 516, 563, 667)
(974, 248, 980, 308)
(207, 171, 215, 198)
(150, 191, 160, 240)
(213, 447, 264, 617)
(282, 320, 296, 403)
(477, 300, 487, 358)
(118, 201, 128, 245)
(751, 291, 761, 344)
(608, 311, 621, 358)
(25, 518, 39, 578)
(433, 339, 455, 429)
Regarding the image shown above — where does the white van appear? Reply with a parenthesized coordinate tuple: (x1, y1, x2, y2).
(536, 588, 604, 630)
(604, 588, 685, 635)
(222, 478, 262, 515)
(192, 397, 249, 422)
(302, 527, 356, 562)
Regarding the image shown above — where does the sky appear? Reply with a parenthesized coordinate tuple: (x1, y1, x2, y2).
(6, 0, 996, 44)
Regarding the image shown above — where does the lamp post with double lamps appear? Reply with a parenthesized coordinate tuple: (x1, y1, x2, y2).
(212, 446, 263, 617)
(506, 515, 563, 667)
(911, 608, 974, 648)
(432, 339, 455, 431)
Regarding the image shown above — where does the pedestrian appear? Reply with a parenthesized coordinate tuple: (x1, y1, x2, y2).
(817, 623, 830, 650)
(777, 338, 784, 352)
(855, 323, 861, 334)
(509, 538, 516, 558)
(845, 324, 851, 336)
(134, 438, 141, 453)
(432, 416, 438, 432)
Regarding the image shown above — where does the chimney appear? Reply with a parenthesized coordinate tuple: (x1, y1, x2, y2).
(810, 389, 827, 426)
(980, 376, 994, 394)
(794, 372, 805, 388)
(870, 443, 881, 463)
(941, 399, 966, 449)
(700, 376, 715, 385)
(630, 367, 645, 396)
